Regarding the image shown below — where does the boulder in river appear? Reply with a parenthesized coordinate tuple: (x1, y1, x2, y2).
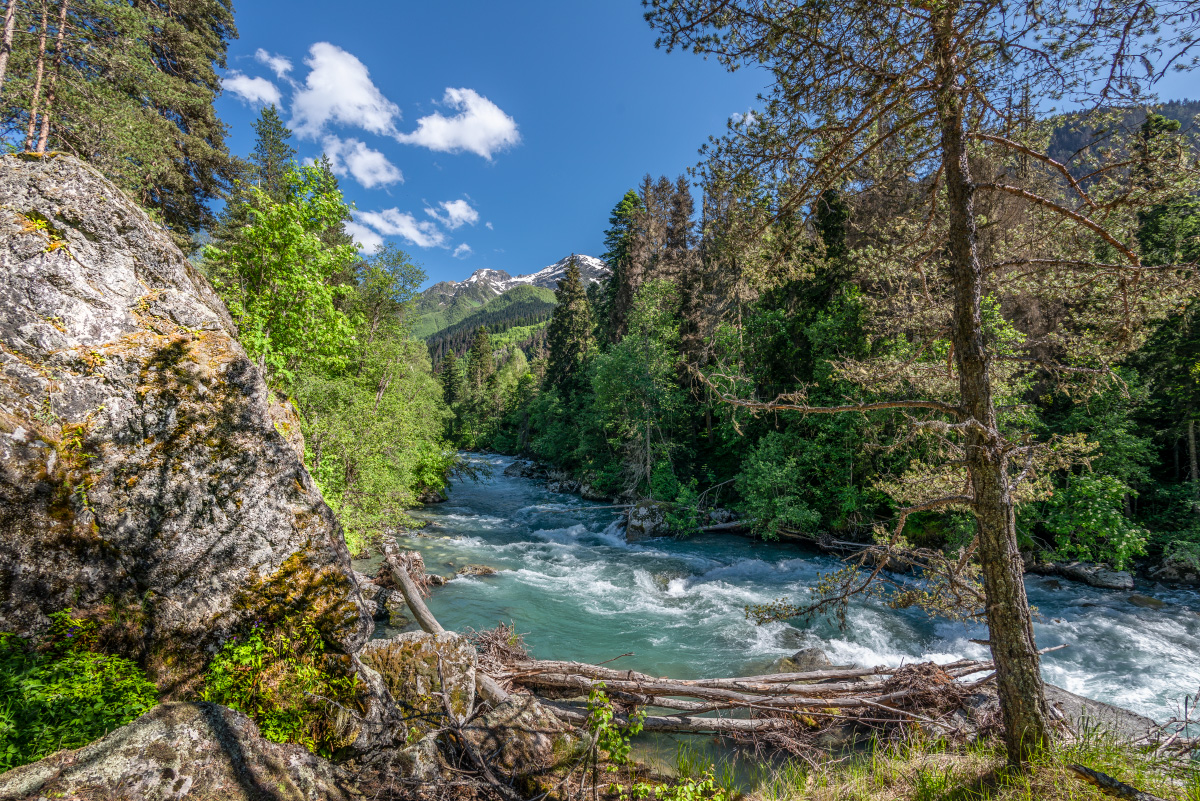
(1024, 557, 1134, 590)
(0, 702, 356, 800)
(1127, 593, 1165, 610)
(457, 564, 500, 576)
(0, 153, 371, 688)
(625, 500, 671, 541)
(1148, 545, 1200, 586)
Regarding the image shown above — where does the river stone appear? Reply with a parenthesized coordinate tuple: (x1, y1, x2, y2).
(0, 702, 356, 800)
(1059, 562, 1134, 590)
(1148, 546, 1200, 586)
(0, 153, 372, 686)
(1128, 593, 1165, 610)
(625, 500, 671, 541)
(360, 631, 476, 736)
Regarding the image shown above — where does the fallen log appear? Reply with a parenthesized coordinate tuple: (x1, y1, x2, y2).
(540, 701, 800, 736)
(381, 537, 510, 706)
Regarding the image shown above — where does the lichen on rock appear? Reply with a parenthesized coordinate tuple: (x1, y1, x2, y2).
(359, 631, 477, 739)
(0, 153, 372, 689)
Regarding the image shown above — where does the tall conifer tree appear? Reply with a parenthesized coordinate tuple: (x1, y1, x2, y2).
(545, 256, 594, 399)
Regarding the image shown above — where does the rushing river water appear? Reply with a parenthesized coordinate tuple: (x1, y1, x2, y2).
(354, 453, 1200, 724)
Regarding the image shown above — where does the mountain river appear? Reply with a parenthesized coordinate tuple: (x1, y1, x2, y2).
(354, 453, 1200, 724)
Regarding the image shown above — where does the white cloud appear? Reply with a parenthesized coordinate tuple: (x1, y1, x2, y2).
(425, 198, 479, 230)
(397, 88, 519, 159)
(356, 209, 446, 249)
(453, 244, 472, 259)
(290, 42, 401, 138)
(345, 221, 384, 254)
(223, 72, 281, 107)
(486, 222, 493, 230)
(254, 48, 293, 79)
(323, 136, 403, 188)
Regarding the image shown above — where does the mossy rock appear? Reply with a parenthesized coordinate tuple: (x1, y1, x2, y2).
(359, 632, 476, 738)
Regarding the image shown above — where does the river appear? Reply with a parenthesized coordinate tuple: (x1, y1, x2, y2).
(354, 453, 1200, 724)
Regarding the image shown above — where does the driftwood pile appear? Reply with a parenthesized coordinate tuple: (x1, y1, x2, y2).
(380, 537, 1061, 756)
(489, 651, 1070, 754)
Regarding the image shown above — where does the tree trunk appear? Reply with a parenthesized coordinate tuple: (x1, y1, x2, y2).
(934, 8, 1050, 767)
(24, 0, 47, 151)
(1189, 417, 1199, 514)
(35, 0, 68, 154)
(0, 0, 18, 96)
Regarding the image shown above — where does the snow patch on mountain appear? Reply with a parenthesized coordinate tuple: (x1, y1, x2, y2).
(448, 255, 609, 297)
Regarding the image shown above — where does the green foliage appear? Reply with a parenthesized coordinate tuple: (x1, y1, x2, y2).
(0, 611, 158, 772)
(1, 0, 238, 247)
(1043, 474, 1148, 570)
(545, 257, 595, 399)
(201, 617, 362, 759)
(204, 164, 358, 381)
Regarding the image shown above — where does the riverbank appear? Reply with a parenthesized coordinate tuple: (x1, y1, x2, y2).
(356, 453, 1200, 726)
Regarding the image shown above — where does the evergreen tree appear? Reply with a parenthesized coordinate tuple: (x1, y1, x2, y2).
(599, 189, 644, 343)
(253, 104, 297, 203)
(544, 256, 594, 399)
(1, 0, 238, 248)
(466, 327, 494, 391)
(440, 351, 464, 406)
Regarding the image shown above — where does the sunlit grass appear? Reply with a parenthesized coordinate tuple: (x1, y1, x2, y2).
(744, 728, 1199, 801)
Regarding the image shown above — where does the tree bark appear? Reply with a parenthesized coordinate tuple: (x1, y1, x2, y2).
(1189, 417, 1198, 515)
(0, 0, 18, 97)
(24, 0, 47, 151)
(36, 0, 69, 154)
(933, 7, 1050, 766)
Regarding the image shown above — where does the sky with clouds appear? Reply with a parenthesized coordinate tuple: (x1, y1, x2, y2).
(218, 0, 1197, 289)
(216, 0, 767, 288)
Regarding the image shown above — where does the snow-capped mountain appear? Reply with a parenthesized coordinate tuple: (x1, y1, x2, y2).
(428, 255, 609, 303)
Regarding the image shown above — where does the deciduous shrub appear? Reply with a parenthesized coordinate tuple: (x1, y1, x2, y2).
(0, 611, 158, 771)
(201, 616, 364, 759)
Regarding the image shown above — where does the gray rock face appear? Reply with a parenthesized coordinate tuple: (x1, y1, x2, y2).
(0, 154, 371, 682)
(625, 500, 671, 541)
(0, 702, 355, 801)
(462, 695, 575, 785)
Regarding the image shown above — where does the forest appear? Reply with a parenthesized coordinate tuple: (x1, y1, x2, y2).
(1, 0, 1200, 797)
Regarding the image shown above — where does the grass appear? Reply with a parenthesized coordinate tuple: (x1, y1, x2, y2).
(746, 727, 1200, 801)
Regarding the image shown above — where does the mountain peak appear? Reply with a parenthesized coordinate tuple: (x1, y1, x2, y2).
(449, 255, 609, 297)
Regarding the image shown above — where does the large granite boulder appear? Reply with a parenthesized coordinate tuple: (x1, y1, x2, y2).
(0, 702, 356, 800)
(0, 153, 372, 687)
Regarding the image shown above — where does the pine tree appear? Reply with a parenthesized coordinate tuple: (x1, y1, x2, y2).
(440, 351, 464, 406)
(466, 327, 494, 392)
(253, 104, 297, 203)
(1, 0, 238, 248)
(599, 189, 644, 343)
(545, 256, 594, 399)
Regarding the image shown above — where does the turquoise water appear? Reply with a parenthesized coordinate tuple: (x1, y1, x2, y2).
(355, 453, 1200, 723)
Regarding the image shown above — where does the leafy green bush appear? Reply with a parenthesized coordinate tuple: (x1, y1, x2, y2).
(201, 617, 363, 759)
(1165, 538, 1200, 571)
(0, 611, 158, 771)
(1043, 474, 1148, 570)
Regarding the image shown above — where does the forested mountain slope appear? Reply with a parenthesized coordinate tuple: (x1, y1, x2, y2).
(426, 285, 556, 365)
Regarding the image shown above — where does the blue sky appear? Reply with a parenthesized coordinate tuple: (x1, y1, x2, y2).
(217, 2, 1197, 290)
(216, 1, 767, 288)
